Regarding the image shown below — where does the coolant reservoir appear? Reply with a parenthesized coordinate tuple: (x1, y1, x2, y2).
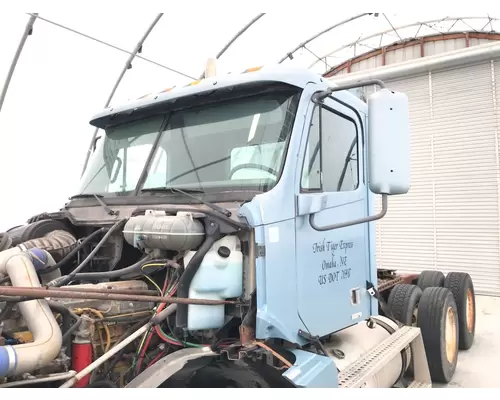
(185, 236, 243, 331)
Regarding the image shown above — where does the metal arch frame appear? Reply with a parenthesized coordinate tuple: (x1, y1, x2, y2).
(26, 13, 193, 79)
(0, 13, 38, 115)
(201, 13, 373, 75)
(80, 13, 164, 177)
(199, 13, 266, 79)
(82, 12, 267, 175)
(8, 13, 499, 176)
(277, 13, 375, 65)
(308, 16, 500, 71)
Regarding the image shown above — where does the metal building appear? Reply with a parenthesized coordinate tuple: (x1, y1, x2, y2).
(324, 30, 500, 296)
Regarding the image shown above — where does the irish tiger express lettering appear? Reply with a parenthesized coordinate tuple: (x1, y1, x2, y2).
(313, 239, 354, 286)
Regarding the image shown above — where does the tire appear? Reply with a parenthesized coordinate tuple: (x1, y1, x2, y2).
(387, 284, 422, 378)
(387, 284, 422, 326)
(444, 272, 476, 350)
(416, 270, 445, 290)
(187, 361, 271, 388)
(417, 287, 459, 383)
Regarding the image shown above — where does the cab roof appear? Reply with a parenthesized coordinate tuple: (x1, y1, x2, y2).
(89, 65, 365, 129)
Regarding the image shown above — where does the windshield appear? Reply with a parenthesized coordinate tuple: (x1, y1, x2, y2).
(77, 89, 301, 196)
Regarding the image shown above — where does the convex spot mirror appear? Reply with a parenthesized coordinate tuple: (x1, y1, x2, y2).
(367, 88, 410, 196)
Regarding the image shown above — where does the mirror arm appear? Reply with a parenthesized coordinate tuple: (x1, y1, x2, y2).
(309, 194, 388, 232)
(312, 79, 387, 103)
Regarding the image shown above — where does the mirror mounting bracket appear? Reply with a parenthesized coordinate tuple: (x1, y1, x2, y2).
(309, 194, 388, 232)
(312, 79, 387, 103)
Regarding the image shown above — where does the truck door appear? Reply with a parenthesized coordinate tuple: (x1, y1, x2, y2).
(295, 95, 371, 337)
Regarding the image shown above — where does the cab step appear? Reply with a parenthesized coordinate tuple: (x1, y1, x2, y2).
(338, 325, 432, 388)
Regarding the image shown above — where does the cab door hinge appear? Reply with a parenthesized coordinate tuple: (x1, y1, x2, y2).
(256, 245, 266, 258)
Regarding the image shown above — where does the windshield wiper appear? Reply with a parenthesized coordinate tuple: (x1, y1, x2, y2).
(141, 187, 204, 194)
(69, 193, 119, 216)
(69, 193, 102, 199)
(141, 187, 232, 217)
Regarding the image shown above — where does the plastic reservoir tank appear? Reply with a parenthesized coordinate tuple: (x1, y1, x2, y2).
(185, 235, 243, 331)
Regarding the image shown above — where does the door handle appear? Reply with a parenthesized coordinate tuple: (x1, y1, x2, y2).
(296, 194, 328, 216)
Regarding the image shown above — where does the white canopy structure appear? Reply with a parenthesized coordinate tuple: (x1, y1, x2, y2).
(0, 12, 499, 230)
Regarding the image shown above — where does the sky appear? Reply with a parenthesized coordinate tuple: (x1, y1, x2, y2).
(0, 7, 497, 231)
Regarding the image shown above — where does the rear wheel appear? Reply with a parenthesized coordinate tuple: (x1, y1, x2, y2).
(387, 284, 422, 377)
(444, 272, 476, 350)
(387, 284, 422, 326)
(417, 287, 459, 383)
(417, 270, 445, 290)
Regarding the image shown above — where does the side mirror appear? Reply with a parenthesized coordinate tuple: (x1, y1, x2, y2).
(367, 88, 410, 195)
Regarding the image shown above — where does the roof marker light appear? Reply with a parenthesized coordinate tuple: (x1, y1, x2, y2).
(243, 66, 263, 73)
(186, 80, 201, 87)
(159, 86, 175, 94)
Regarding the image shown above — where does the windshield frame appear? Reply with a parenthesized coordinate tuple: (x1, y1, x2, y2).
(73, 83, 303, 205)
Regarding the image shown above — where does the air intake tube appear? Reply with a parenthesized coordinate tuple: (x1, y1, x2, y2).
(18, 230, 77, 262)
(0, 230, 77, 377)
(0, 230, 77, 266)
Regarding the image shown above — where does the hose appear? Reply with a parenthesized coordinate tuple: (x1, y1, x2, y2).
(48, 301, 76, 360)
(175, 220, 221, 330)
(61, 318, 82, 343)
(66, 255, 152, 282)
(0, 252, 63, 376)
(0, 302, 14, 320)
(46, 300, 82, 348)
(0, 233, 12, 251)
(47, 300, 80, 325)
(52, 219, 128, 287)
(0, 233, 12, 283)
(20, 230, 78, 262)
(39, 228, 106, 275)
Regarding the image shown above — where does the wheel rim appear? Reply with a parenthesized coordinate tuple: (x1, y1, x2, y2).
(466, 288, 474, 333)
(445, 307, 457, 363)
(412, 307, 418, 326)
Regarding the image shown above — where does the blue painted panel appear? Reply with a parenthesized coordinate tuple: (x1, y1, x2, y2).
(239, 82, 378, 344)
(238, 82, 322, 344)
(283, 349, 338, 388)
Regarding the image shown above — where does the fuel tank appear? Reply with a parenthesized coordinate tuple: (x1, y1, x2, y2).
(324, 316, 411, 388)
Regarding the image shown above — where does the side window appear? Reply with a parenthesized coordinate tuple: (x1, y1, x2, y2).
(301, 105, 359, 192)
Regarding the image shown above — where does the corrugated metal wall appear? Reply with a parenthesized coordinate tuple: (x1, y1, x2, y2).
(334, 37, 495, 75)
(366, 59, 500, 296)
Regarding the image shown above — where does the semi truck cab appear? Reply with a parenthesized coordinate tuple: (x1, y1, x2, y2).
(80, 65, 410, 344)
(0, 64, 472, 389)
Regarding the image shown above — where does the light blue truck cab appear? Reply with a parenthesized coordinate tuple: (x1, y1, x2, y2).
(37, 63, 473, 388)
